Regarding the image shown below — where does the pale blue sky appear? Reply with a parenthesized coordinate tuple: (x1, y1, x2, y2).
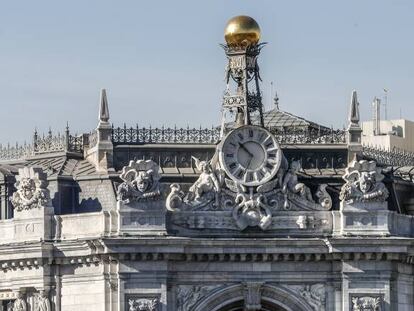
(1, 1, 414, 143)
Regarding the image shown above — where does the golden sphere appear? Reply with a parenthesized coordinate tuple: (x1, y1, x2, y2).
(224, 15, 261, 46)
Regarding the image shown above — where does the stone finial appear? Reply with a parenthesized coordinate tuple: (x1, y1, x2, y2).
(99, 88, 110, 123)
(347, 90, 363, 162)
(348, 90, 360, 126)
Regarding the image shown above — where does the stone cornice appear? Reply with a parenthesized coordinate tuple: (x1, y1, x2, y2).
(1, 237, 414, 273)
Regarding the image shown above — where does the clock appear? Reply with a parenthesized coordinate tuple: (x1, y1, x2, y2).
(219, 125, 282, 186)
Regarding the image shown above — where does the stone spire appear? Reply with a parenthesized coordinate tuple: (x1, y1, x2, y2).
(348, 90, 360, 126)
(347, 90, 362, 162)
(85, 89, 114, 173)
(99, 89, 110, 124)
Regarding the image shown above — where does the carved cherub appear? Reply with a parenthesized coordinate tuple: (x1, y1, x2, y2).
(187, 157, 224, 206)
(282, 161, 313, 202)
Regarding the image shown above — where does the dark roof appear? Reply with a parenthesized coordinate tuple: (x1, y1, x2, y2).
(26, 155, 97, 178)
(258, 109, 329, 130)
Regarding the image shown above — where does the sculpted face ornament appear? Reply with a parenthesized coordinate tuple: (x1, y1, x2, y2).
(134, 171, 152, 193)
(340, 160, 389, 203)
(11, 167, 50, 211)
(21, 178, 36, 199)
(117, 160, 161, 203)
(358, 172, 375, 194)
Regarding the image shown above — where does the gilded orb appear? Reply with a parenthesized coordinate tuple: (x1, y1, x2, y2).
(224, 15, 261, 46)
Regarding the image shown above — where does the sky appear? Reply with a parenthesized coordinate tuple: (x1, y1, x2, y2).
(1, 0, 414, 143)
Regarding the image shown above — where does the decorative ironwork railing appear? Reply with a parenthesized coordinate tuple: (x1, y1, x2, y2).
(362, 145, 414, 167)
(271, 127, 347, 144)
(111, 125, 221, 145)
(111, 125, 348, 145)
(34, 132, 66, 154)
(0, 128, 84, 161)
(0, 143, 33, 161)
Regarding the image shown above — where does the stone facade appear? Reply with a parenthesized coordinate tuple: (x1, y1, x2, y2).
(1, 17, 414, 311)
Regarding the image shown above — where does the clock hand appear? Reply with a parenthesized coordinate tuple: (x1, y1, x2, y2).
(245, 156, 253, 170)
(238, 142, 254, 157)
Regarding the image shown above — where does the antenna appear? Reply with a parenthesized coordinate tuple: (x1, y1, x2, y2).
(270, 81, 274, 111)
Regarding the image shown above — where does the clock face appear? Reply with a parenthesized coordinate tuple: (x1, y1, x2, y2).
(219, 125, 282, 186)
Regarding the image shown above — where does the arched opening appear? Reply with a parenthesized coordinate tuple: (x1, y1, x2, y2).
(216, 299, 288, 311)
(195, 284, 314, 311)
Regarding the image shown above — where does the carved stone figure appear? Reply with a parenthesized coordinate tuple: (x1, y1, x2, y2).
(286, 284, 325, 311)
(340, 160, 389, 203)
(35, 290, 51, 311)
(299, 284, 325, 311)
(128, 297, 159, 311)
(117, 160, 161, 203)
(176, 285, 221, 311)
(185, 157, 224, 207)
(351, 295, 382, 311)
(12, 292, 27, 311)
(282, 161, 313, 209)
